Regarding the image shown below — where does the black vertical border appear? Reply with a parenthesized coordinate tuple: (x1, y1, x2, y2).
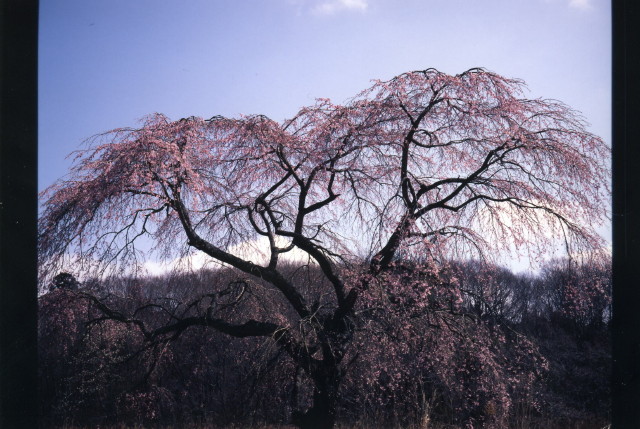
(0, 0, 637, 428)
(0, 0, 39, 428)
(612, 0, 640, 427)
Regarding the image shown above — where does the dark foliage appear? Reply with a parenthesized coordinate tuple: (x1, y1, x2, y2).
(48, 272, 80, 292)
(38, 258, 611, 428)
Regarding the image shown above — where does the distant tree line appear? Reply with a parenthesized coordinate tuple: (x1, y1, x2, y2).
(38, 257, 610, 428)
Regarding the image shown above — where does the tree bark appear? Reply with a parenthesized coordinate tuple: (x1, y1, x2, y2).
(294, 363, 341, 429)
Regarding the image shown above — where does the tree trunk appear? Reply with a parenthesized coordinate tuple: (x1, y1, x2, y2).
(293, 364, 341, 429)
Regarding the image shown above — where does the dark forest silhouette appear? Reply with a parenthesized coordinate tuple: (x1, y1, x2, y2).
(38, 258, 611, 428)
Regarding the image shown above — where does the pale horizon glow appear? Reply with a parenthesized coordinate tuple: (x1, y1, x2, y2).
(142, 237, 318, 277)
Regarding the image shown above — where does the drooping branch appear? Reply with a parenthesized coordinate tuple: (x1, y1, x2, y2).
(80, 291, 321, 375)
(170, 194, 312, 319)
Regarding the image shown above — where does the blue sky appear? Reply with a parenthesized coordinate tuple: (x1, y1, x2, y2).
(39, 0, 611, 191)
(38, 0, 611, 272)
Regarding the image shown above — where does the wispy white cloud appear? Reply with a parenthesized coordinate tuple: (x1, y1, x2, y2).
(312, 0, 368, 15)
(568, 0, 592, 10)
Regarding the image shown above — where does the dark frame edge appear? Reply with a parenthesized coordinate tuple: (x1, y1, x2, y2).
(611, 0, 640, 427)
(0, 0, 39, 428)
